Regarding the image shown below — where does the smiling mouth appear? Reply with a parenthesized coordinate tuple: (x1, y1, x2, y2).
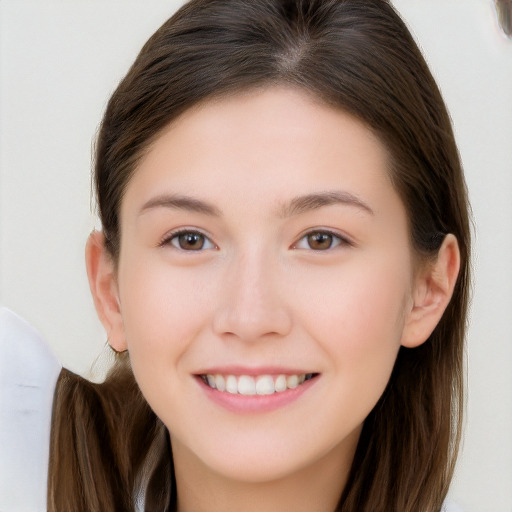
(200, 373, 317, 396)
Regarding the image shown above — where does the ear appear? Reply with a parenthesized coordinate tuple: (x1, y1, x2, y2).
(85, 231, 127, 352)
(401, 234, 460, 348)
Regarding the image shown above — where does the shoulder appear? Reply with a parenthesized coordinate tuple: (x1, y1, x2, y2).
(0, 307, 62, 512)
(0, 307, 61, 383)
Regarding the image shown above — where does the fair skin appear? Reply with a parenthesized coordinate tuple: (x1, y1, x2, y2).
(86, 87, 460, 512)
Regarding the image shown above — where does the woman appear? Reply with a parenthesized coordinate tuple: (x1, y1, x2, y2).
(44, 0, 470, 510)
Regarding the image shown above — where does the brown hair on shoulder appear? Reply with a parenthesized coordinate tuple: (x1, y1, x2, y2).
(48, 357, 173, 511)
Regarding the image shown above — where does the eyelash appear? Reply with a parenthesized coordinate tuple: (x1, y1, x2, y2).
(160, 228, 352, 252)
(293, 230, 352, 251)
(159, 229, 216, 251)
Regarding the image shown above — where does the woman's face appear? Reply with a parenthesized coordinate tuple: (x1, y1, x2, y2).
(113, 87, 420, 484)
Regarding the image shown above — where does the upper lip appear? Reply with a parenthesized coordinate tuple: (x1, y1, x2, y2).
(195, 366, 316, 376)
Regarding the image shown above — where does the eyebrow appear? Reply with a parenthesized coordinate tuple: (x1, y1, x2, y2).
(138, 190, 374, 218)
(279, 190, 374, 217)
(139, 194, 222, 217)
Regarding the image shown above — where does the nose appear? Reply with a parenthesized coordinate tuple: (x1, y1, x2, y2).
(212, 248, 293, 342)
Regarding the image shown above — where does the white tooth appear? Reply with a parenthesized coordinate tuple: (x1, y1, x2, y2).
(206, 375, 216, 389)
(256, 375, 275, 395)
(238, 375, 256, 395)
(275, 374, 287, 393)
(298, 374, 306, 384)
(286, 374, 299, 389)
(226, 375, 238, 394)
(215, 374, 226, 391)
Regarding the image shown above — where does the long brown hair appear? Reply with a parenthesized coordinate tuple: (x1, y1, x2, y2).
(48, 1, 470, 510)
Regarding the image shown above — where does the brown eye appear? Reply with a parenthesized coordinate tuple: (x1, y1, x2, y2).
(294, 230, 348, 251)
(178, 233, 204, 250)
(307, 232, 334, 250)
(168, 231, 215, 251)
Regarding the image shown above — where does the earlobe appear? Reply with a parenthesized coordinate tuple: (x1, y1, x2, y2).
(401, 234, 460, 348)
(85, 231, 127, 352)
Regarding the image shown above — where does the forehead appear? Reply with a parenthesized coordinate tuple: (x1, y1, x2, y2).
(122, 86, 398, 220)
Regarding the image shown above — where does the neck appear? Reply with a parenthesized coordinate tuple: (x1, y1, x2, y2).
(171, 428, 360, 512)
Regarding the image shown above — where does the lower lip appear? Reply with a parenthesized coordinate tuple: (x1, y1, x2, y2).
(196, 375, 319, 413)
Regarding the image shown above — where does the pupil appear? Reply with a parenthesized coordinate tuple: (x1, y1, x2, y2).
(308, 233, 332, 250)
(179, 233, 203, 250)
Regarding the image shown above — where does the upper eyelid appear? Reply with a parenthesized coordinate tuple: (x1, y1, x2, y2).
(159, 228, 217, 248)
(293, 228, 354, 247)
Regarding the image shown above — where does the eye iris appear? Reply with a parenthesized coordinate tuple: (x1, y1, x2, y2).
(178, 233, 204, 250)
(307, 232, 333, 250)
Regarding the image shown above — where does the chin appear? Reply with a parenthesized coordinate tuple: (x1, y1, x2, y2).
(207, 453, 309, 484)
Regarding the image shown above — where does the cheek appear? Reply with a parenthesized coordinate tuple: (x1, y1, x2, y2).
(115, 259, 220, 424)
(295, 254, 410, 383)
(117, 256, 215, 373)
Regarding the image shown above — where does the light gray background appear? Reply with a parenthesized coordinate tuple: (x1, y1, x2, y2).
(1, 1, 511, 510)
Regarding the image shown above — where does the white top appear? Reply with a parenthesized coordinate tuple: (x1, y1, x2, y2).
(0, 306, 463, 512)
(0, 307, 61, 512)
